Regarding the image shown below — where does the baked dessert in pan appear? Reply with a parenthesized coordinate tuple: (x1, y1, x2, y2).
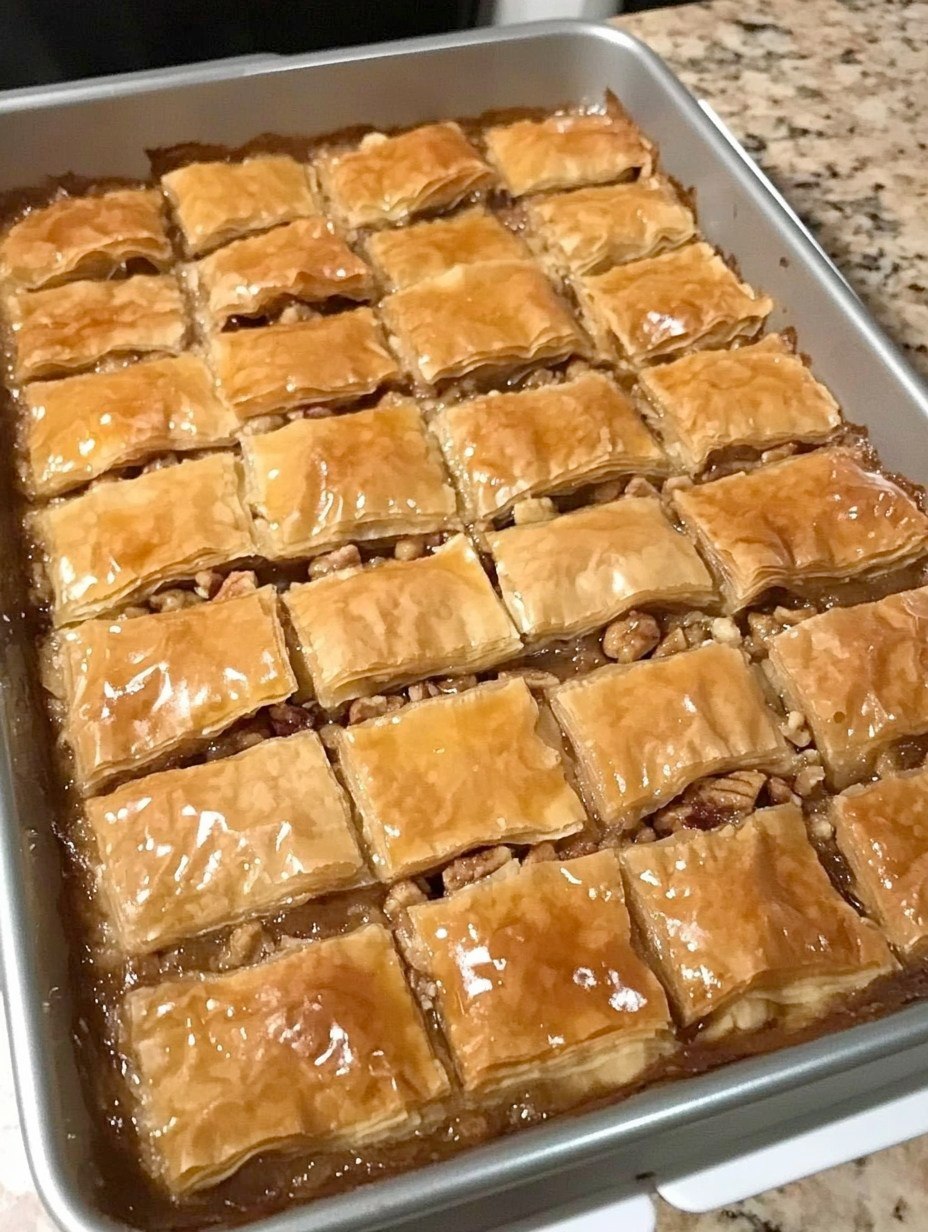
(2, 94, 927, 1226)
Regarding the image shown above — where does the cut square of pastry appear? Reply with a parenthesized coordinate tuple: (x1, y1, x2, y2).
(621, 805, 895, 1036)
(381, 260, 585, 387)
(673, 448, 928, 613)
(35, 452, 255, 625)
(22, 354, 238, 500)
(318, 122, 493, 229)
(406, 850, 674, 1098)
(487, 499, 716, 641)
(190, 216, 374, 327)
(551, 642, 792, 829)
(367, 208, 525, 290)
(124, 924, 448, 1192)
(767, 586, 928, 790)
(87, 731, 365, 955)
(8, 274, 188, 382)
(577, 242, 772, 366)
(284, 534, 520, 709)
(210, 307, 398, 420)
(243, 398, 457, 561)
(431, 371, 667, 522)
(526, 178, 695, 275)
(483, 111, 653, 198)
(638, 334, 843, 474)
(336, 677, 585, 879)
(161, 154, 318, 256)
(833, 769, 928, 955)
(1, 188, 172, 290)
(52, 586, 297, 794)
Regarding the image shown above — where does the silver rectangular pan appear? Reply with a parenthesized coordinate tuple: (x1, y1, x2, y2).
(2, 21, 928, 1232)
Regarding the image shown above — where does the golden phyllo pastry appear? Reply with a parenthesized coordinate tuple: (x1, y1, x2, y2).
(161, 154, 318, 256)
(1, 188, 172, 290)
(210, 307, 398, 420)
(318, 122, 493, 229)
(8, 273, 187, 382)
(488, 499, 716, 641)
(621, 805, 895, 1036)
(833, 769, 928, 954)
(51, 586, 296, 793)
(578, 241, 772, 366)
(483, 111, 653, 197)
(367, 208, 525, 290)
(243, 398, 456, 560)
(335, 678, 585, 879)
(36, 453, 254, 625)
(767, 586, 928, 789)
(22, 355, 238, 499)
(527, 177, 695, 275)
(124, 924, 449, 1192)
(638, 334, 842, 474)
(407, 851, 674, 1097)
(381, 260, 585, 386)
(284, 534, 520, 709)
(674, 448, 928, 612)
(431, 371, 667, 522)
(190, 216, 374, 327)
(551, 643, 791, 828)
(88, 732, 364, 955)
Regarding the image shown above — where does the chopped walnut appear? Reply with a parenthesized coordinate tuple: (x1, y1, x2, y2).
(318, 722, 341, 751)
(710, 616, 742, 646)
(213, 570, 259, 602)
(394, 536, 426, 562)
(240, 413, 284, 435)
(309, 544, 362, 578)
(442, 846, 512, 893)
(767, 776, 800, 806)
(193, 569, 223, 600)
(522, 842, 558, 865)
(267, 702, 315, 737)
(602, 611, 660, 662)
(590, 479, 624, 504)
(433, 674, 478, 695)
(498, 667, 559, 690)
(654, 770, 766, 834)
(663, 474, 694, 496)
(215, 921, 270, 972)
(808, 813, 835, 841)
(148, 588, 201, 613)
(513, 496, 557, 525)
(382, 879, 429, 970)
(782, 710, 812, 748)
(633, 825, 658, 844)
(652, 626, 689, 658)
(407, 681, 440, 703)
(793, 764, 825, 797)
(140, 453, 178, 474)
(121, 604, 150, 620)
(760, 443, 798, 465)
(624, 475, 660, 499)
(747, 605, 816, 648)
(278, 303, 315, 324)
(348, 694, 405, 724)
(555, 833, 599, 860)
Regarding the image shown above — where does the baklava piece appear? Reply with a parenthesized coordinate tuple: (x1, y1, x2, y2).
(833, 769, 928, 955)
(487, 499, 715, 641)
(407, 851, 674, 1099)
(1, 188, 172, 290)
(88, 731, 364, 955)
(161, 155, 318, 256)
(526, 177, 695, 275)
(638, 334, 842, 475)
(284, 534, 520, 709)
(381, 260, 585, 388)
(22, 355, 238, 499)
(243, 397, 456, 561)
(318, 122, 493, 229)
(210, 306, 399, 420)
(125, 924, 448, 1192)
(431, 370, 667, 522)
(190, 216, 374, 328)
(483, 111, 653, 198)
(622, 805, 895, 1036)
(51, 586, 296, 793)
(552, 642, 791, 829)
(8, 274, 188, 382)
(336, 678, 584, 879)
(767, 585, 928, 789)
(577, 242, 772, 367)
(35, 452, 254, 625)
(674, 448, 928, 612)
(367, 208, 525, 290)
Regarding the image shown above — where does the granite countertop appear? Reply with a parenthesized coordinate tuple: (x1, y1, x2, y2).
(0, 3, 925, 1231)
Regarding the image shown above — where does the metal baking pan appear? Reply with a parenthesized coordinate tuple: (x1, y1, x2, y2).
(2, 19, 928, 1232)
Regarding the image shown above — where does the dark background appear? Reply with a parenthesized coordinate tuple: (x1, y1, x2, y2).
(0, 1, 689, 91)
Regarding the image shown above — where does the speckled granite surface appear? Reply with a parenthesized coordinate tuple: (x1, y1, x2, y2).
(617, 0, 928, 380)
(616, 5, 928, 1227)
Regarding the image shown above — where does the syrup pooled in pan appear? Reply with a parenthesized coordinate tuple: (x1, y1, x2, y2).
(1, 99, 928, 1232)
